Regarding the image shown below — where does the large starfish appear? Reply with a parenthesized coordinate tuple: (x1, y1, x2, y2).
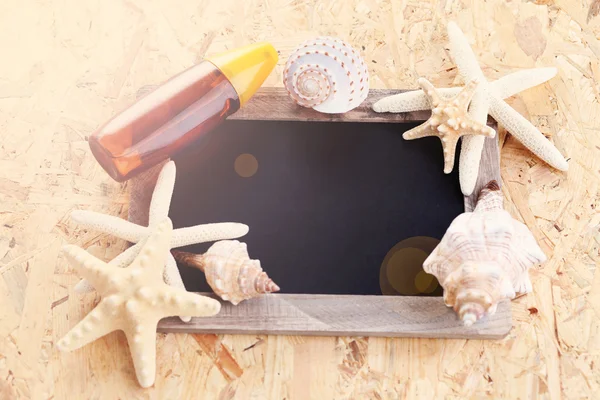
(72, 160, 248, 322)
(57, 218, 222, 388)
(402, 77, 496, 174)
(373, 22, 568, 195)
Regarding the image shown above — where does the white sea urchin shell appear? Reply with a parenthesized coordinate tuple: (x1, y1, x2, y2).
(283, 36, 369, 114)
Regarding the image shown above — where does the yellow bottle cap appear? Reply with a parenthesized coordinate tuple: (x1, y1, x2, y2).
(206, 42, 278, 106)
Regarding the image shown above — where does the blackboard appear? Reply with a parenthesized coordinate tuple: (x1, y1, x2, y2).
(169, 119, 466, 298)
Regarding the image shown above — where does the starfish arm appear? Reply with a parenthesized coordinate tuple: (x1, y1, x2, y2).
(459, 89, 492, 195)
(164, 253, 186, 289)
(124, 320, 159, 388)
(417, 78, 442, 106)
(62, 244, 117, 289)
(372, 68, 557, 114)
(452, 79, 481, 113)
(154, 287, 221, 320)
(372, 88, 462, 113)
(56, 305, 119, 352)
(490, 67, 558, 99)
(73, 279, 95, 294)
(447, 22, 486, 83)
(488, 96, 569, 171)
(148, 161, 176, 228)
(71, 210, 147, 243)
(441, 136, 461, 174)
(165, 253, 191, 323)
(458, 135, 486, 195)
(402, 123, 439, 140)
(171, 223, 250, 248)
(73, 243, 144, 294)
(130, 219, 174, 275)
(460, 120, 496, 139)
(109, 242, 144, 267)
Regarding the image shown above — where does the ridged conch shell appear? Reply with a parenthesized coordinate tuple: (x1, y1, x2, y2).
(283, 36, 369, 113)
(173, 240, 280, 305)
(423, 181, 547, 326)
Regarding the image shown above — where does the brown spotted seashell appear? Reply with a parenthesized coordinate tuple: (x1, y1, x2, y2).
(283, 36, 369, 113)
(173, 240, 279, 305)
(423, 181, 547, 326)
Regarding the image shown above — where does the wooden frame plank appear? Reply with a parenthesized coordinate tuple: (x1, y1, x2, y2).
(136, 86, 495, 124)
(228, 88, 429, 123)
(158, 294, 512, 340)
(229, 87, 495, 124)
(150, 87, 509, 339)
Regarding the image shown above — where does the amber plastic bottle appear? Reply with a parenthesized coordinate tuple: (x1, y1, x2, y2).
(89, 42, 278, 182)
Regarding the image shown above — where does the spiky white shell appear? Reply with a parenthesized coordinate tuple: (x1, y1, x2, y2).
(283, 36, 369, 113)
(423, 183, 546, 326)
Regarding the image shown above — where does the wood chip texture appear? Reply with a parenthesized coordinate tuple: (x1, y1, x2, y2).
(0, 0, 598, 399)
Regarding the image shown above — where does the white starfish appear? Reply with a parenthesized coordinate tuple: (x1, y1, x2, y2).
(373, 22, 568, 195)
(71, 160, 249, 322)
(58, 218, 222, 388)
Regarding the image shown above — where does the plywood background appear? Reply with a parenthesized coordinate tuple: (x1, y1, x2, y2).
(0, 0, 598, 398)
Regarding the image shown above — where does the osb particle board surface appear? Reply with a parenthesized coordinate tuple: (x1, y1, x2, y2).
(0, 0, 598, 399)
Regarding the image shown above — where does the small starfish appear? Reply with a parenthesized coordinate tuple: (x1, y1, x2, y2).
(72, 160, 248, 322)
(57, 218, 222, 388)
(402, 77, 496, 174)
(373, 21, 568, 195)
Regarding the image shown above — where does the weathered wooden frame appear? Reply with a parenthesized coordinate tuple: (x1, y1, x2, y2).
(155, 88, 511, 340)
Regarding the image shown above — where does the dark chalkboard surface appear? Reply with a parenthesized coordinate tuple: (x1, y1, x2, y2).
(169, 119, 465, 297)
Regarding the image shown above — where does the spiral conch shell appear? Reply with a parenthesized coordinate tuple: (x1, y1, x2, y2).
(423, 181, 547, 326)
(173, 240, 280, 305)
(283, 36, 369, 113)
